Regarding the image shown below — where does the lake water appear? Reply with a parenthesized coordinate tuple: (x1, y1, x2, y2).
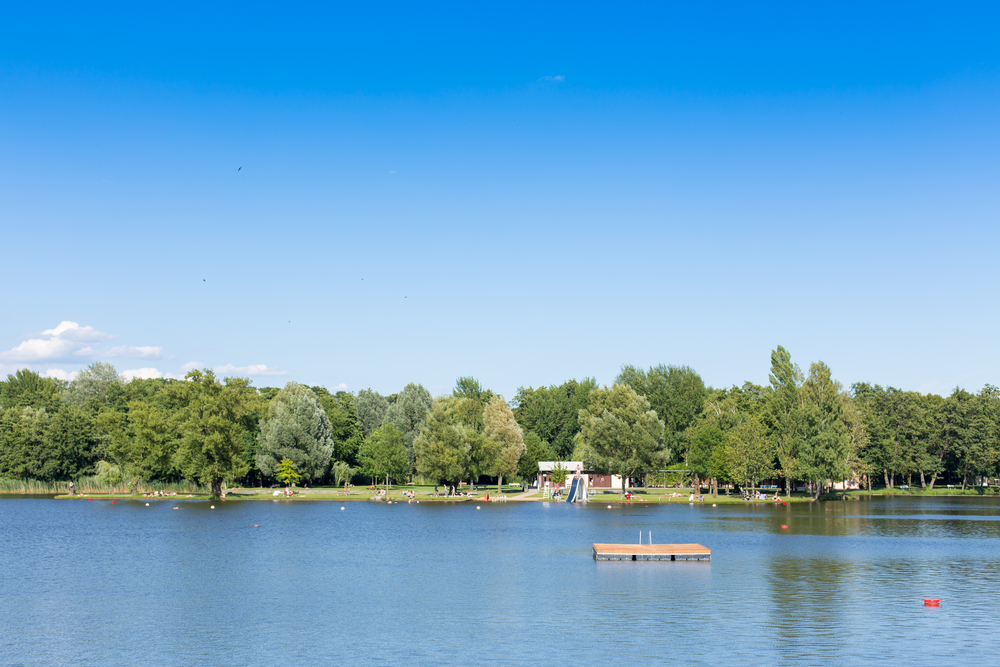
(2, 495, 999, 665)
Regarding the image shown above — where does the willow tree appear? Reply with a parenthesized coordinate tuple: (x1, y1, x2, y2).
(174, 370, 259, 497)
(482, 394, 525, 492)
(577, 383, 666, 492)
(64, 362, 121, 406)
(256, 382, 335, 483)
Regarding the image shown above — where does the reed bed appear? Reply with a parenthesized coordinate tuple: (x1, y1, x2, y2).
(0, 477, 210, 495)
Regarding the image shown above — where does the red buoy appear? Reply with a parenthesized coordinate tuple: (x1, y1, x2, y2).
(923, 599, 941, 606)
(111, 500, 115, 503)
(88, 498, 92, 501)
(781, 524, 788, 529)
(782, 502, 787, 506)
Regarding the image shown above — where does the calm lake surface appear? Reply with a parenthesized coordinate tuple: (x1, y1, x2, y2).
(2, 495, 999, 665)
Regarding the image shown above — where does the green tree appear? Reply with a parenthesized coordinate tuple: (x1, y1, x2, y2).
(359, 424, 409, 489)
(765, 346, 803, 497)
(331, 460, 353, 489)
(355, 389, 389, 437)
(311, 387, 363, 467)
(173, 370, 259, 497)
(383, 382, 433, 467)
(687, 423, 724, 497)
(0, 369, 63, 412)
(97, 400, 172, 494)
(453, 376, 494, 405)
(725, 415, 774, 493)
(799, 362, 851, 499)
(517, 431, 554, 486)
(275, 458, 301, 486)
(482, 394, 525, 492)
(550, 461, 569, 486)
(63, 362, 121, 406)
(413, 398, 474, 492)
(577, 383, 667, 493)
(512, 378, 597, 458)
(0, 406, 51, 480)
(616, 363, 707, 464)
(43, 405, 101, 479)
(256, 382, 335, 483)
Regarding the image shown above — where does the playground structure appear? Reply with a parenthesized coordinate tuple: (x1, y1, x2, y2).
(542, 474, 589, 502)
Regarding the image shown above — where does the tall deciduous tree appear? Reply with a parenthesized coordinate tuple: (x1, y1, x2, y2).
(799, 362, 851, 499)
(359, 424, 409, 489)
(64, 362, 121, 406)
(355, 389, 389, 437)
(97, 400, 172, 494)
(577, 384, 667, 492)
(0, 406, 51, 480)
(517, 431, 554, 486)
(256, 382, 335, 483)
(0, 369, 63, 412)
(725, 415, 773, 493)
(616, 363, 706, 464)
(174, 370, 259, 497)
(383, 382, 433, 465)
(765, 346, 803, 497)
(512, 378, 596, 458)
(413, 398, 473, 492)
(482, 395, 525, 492)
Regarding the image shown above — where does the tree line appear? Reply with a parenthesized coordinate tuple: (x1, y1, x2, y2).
(1, 347, 998, 497)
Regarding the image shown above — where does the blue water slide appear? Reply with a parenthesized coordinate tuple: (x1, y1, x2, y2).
(566, 477, 579, 502)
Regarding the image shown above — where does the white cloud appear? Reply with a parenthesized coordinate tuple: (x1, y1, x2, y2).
(105, 345, 163, 359)
(41, 321, 112, 342)
(1, 321, 167, 365)
(0, 336, 80, 362)
(42, 368, 79, 382)
(213, 363, 288, 377)
(121, 367, 163, 381)
(332, 382, 348, 391)
(539, 75, 565, 82)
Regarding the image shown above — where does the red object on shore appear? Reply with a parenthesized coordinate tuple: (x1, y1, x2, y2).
(923, 599, 941, 606)
(781, 524, 788, 529)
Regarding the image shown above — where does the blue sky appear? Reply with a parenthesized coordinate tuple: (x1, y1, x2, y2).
(2, 1, 999, 399)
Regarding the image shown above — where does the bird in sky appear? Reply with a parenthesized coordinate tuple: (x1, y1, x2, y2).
(203, 279, 205, 282)
(238, 167, 242, 172)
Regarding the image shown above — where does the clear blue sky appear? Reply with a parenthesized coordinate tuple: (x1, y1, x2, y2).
(2, 1, 999, 399)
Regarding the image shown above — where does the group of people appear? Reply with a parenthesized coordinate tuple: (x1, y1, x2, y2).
(144, 490, 178, 497)
(744, 489, 782, 502)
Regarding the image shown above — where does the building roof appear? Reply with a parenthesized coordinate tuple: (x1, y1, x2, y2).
(537, 461, 586, 472)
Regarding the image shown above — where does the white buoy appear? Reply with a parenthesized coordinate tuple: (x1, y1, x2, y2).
(607, 505, 612, 508)
(713, 503, 717, 507)
(210, 505, 215, 509)
(145, 503, 149, 506)
(476, 506, 481, 510)
(340, 507, 345, 510)
(173, 507, 179, 510)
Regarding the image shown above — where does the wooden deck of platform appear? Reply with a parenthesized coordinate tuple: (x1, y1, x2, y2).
(592, 543, 711, 561)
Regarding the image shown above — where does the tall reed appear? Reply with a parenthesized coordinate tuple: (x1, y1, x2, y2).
(0, 477, 210, 495)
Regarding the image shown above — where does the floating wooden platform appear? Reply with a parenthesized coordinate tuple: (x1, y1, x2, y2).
(592, 543, 711, 561)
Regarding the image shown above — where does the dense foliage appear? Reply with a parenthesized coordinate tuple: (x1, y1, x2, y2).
(3, 349, 1000, 496)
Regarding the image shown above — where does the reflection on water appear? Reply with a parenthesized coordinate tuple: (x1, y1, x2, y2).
(1, 496, 998, 665)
